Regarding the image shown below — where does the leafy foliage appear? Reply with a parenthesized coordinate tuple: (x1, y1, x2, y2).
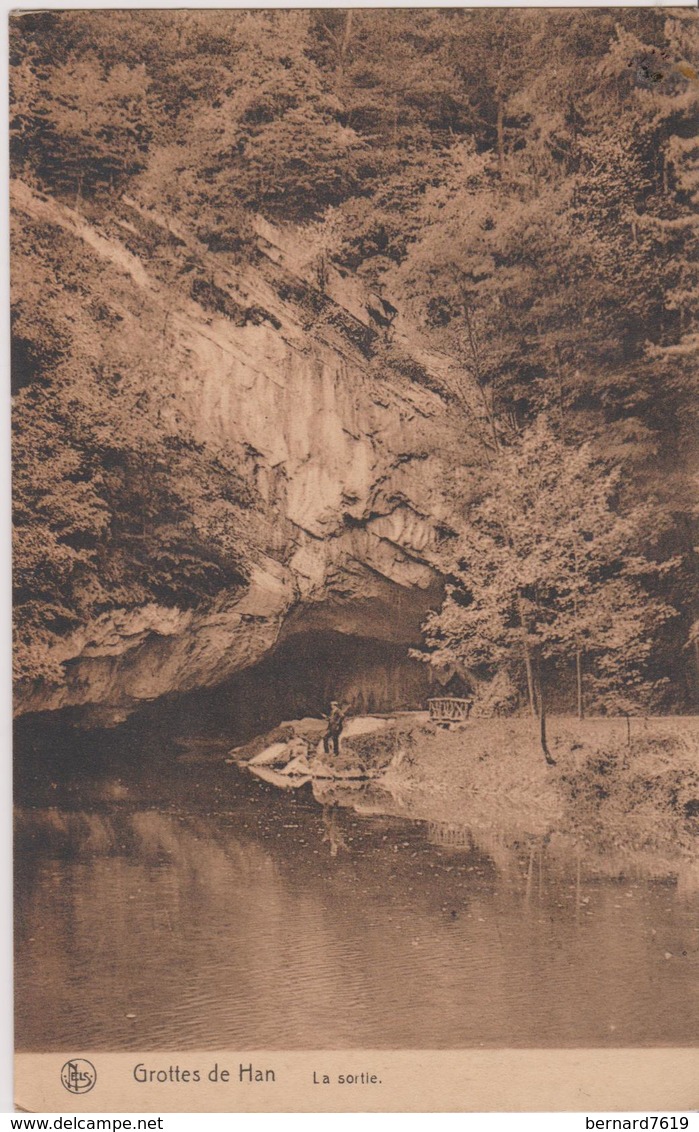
(414, 418, 677, 715)
(10, 9, 699, 704)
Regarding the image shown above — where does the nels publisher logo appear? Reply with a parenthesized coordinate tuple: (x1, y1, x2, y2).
(60, 1059, 97, 1094)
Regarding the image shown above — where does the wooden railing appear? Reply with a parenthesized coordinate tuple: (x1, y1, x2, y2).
(428, 697, 472, 724)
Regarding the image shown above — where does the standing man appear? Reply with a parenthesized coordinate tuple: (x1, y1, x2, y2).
(322, 701, 346, 758)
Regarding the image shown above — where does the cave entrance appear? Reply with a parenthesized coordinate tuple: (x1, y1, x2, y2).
(13, 630, 436, 785)
(156, 630, 435, 745)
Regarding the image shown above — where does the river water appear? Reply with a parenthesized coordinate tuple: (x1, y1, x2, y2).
(14, 733, 699, 1050)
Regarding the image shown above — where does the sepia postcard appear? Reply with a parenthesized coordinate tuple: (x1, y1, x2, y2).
(10, 6, 699, 1113)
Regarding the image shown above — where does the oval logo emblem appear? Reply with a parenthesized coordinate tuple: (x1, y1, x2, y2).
(60, 1059, 96, 1094)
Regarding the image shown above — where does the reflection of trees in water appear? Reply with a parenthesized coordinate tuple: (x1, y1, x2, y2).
(541, 830, 699, 902)
(17, 800, 499, 942)
(15, 797, 699, 1051)
(424, 815, 699, 911)
(14, 804, 486, 1048)
(16, 807, 320, 1049)
(160, 798, 698, 907)
(330, 759, 699, 899)
(321, 806, 350, 856)
(313, 776, 699, 921)
(676, 859, 699, 900)
(427, 821, 472, 849)
(15, 808, 280, 890)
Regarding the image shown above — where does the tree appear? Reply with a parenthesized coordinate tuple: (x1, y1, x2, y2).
(134, 11, 369, 226)
(413, 418, 676, 763)
(389, 9, 699, 711)
(11, 15, 154, 199)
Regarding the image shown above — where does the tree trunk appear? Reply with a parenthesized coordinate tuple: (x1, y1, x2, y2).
(339, 10, 353, 69)
(336, 10, 353, 105)
(536, 663, 556, 766)
(496, 100, 505, 179)
(523, 641, 536, 718)
(576, 648, 584, 720)
(516, 595, 536, 717)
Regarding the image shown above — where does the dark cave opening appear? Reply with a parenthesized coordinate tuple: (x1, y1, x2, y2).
(150, 629, 435, 743)
(14, 631, 436, 780)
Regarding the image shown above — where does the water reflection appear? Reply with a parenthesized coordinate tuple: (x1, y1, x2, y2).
(15, 758, 699, 1051)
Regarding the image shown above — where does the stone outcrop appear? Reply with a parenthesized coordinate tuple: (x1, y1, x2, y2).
(13, 181, 461, 722)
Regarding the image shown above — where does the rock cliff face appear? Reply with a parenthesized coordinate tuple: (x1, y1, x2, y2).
(13, 182, 460, 723)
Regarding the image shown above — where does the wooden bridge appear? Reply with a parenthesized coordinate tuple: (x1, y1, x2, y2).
(427, 697, 472, 726)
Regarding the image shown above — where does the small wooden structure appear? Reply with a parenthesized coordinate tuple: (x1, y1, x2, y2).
(428, 696, 472, 726)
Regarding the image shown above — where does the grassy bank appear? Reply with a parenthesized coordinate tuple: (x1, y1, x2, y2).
(340, 714, 699, 854)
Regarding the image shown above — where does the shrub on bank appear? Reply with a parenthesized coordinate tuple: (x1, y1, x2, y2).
(559, 733, 699, 850)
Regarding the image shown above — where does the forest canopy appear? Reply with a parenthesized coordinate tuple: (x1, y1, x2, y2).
(10, 9, 699, 707)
